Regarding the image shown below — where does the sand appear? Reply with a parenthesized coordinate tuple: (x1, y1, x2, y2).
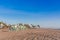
(0, 28, 60, 40)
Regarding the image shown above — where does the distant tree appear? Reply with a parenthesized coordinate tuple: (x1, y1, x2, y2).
(31, 24, 36, 28)
(19, 23, 23, 26)
(24, 24, 31, 28)
(37, 25, 40, 28)
(0, 21, 8, 29)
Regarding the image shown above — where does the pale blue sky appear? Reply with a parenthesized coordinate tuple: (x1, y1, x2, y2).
(0, 0, 60, 28)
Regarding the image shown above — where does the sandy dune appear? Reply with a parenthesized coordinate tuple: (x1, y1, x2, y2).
(0, 28, 60, 40)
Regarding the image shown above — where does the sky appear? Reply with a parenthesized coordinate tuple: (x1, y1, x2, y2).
(0, 0, 60, 29)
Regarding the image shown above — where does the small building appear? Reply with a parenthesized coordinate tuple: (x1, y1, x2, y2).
(9, 24, 31, 31)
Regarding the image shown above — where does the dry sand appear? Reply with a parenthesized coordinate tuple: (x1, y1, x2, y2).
(0, 28, 60, 40)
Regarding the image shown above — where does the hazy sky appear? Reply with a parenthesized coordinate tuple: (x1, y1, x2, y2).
(0, 0, 60, 28)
